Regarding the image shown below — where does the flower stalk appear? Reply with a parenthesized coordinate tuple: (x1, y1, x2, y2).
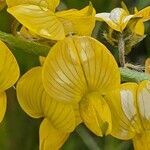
(118, 33, 125, 67)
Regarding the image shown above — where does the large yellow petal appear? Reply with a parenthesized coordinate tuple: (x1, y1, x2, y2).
(56, 5, 96, 36)
(105, 83, 141, 140)
(80, 92, 111, 136)
(7, 5, 65, 40)
(40, 118, 69, 150)
(71, 36, 120, 94)
(6, 0, 60, 11)
(17, 67, 75, 132)
(133, 132, 150, 150)
(0, 40, 19, 91)
(42, 36, 120, 104)
(0, 92, 7, 123)
(135, 6, 150, 22)
(42, 36, 87, 104)
(137, 80, 150, 130)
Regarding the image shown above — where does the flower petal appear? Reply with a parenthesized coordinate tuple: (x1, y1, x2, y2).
(137, 80, 150, 130)
(128, 19, 145, 36)
(135, 6, 150, 22)
(56, 4, 96, 36)
(80, 92, 111, 136)
(42, 95, 76, 132)
(0, 40, 19, 91)
(42, 36, 120, 104)
(96, 13, 120, 31)
(17, 67, 44, 118)
(105, 83, 141, 140)
(40, 118, 69, 150)
(71, 36, 120, 94)
(133, 132, 150, 150)
(17, 67, 75, 132)
(42, 36, 87, 104)
(7, 5, 65, 40)
(0, 92, 7, 123)
(6, 0, 60, 11)
(96, 8, 132, 32)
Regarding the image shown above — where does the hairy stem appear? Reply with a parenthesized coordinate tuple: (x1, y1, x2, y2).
(118, 33, 125, 67)
(120, 68, 150, 82)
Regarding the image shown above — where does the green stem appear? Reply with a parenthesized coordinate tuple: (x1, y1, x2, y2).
(0, 30, 50, 56)
(118, 33, 125, 67)
(120, 68, 150, 83)
(76, 125, 100, 150)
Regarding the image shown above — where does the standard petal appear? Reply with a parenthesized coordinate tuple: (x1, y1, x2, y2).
(135, 6, 150, 22)
(105, 83, 141, 140)
(0, 40, 19, 91)
(72, 36, 120, 94)
(17, 67, 75, 132)
(80, 92, 111, 136)
(7, 5, 65, 40)
(40, 118, 69, 150)
(96, 8, 131, 32)
(137, 80, 150, 130)
(96, 13, 120, 31)
(42, 36, 87, 104)
(6, 0, 60, 11)
(56, 5, 96, 36)
(133, 132, 150, 150)
(0, 92, 7, 123)
(42, 36, 120, 104)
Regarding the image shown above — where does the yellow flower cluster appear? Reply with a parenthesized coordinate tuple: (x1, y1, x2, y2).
(0, 0, 149, 150)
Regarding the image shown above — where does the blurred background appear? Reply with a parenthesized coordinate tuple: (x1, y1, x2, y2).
(0, 0, 150, 149)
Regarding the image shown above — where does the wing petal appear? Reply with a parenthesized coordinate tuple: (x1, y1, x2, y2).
(40, 118, 69, 150)
(56, 5, 96, 36)
(7, 5, 65, 40)
(0, 40, 19, 91)
(17, 67, 75, 131)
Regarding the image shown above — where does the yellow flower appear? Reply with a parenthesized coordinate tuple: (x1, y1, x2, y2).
(17, 35, 120, 149)
(105, 81, 150, 150)
(0, 40, 19, 122)
(6, 0, 96, 40)
(17, 67, 81, 150)
(42, 35, 120, 136)
(95, 2, 150, 35)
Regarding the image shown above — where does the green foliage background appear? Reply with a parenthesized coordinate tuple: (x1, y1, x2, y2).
(0, 0, 150, 149)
